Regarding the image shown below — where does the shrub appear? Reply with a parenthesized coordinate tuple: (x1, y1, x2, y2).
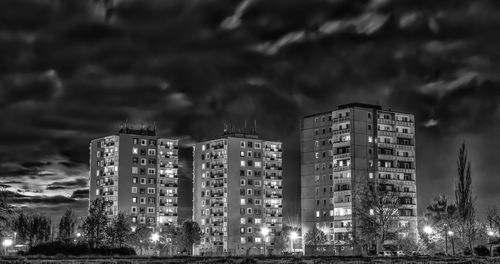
(240, 258, 257, 264)
(26, 241, 136, 256)
(474, 245, 490, 256)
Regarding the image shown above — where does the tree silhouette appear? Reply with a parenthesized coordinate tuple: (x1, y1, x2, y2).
(304, 225, 327, 255)
(455, 142, 476, 254)
(81, 198, 111, 249)
(58, 209, 77, 245)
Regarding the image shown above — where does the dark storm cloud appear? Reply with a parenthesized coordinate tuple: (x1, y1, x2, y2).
(46, 178, 88, 190)
(10, 195, 78, 205)
(1, 0, 500, 221)
(71, 189, 90, 199)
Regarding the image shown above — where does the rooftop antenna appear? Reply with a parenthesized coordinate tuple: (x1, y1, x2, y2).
(244, 120, 247, 134)
(254, 119, 257, 134)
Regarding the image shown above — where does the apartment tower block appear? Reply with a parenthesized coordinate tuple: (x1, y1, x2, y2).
(193, 127, 283, 255)
(89, 123, 179, 230)
(301, 103, 418, 255)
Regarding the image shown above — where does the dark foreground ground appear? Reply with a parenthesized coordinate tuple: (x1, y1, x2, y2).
(1, 256, 500, 264)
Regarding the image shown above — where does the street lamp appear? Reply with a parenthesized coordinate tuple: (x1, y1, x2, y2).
(423, 225, 433, 235)
(488, 231, 495, 258)
(2, 239, 13, 256)
(151, 233, 160, 256)
(448, 231, 455, 256)
(261, 227, 270, 255)
(290, 231, 299, 253)
(444, 224, 448, 255)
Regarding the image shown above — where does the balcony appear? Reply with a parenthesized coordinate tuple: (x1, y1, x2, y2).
(377, 142, 414, 151)
(332, 153, 350, 160)
(210, 193, 224, 198)
(332, 116, 350, 124)
(265, 194, 282, 198)
(264, 166, 282, 171)
(211, 212, 224, 217)
(264, 174, 281, 180)
(159, 193, 178, 197)
(378, 166, 415, 174)
(333, 178, 351, 184)
(211, 164, 224, 169)
(395, 120, 414, 127)
(266, 213, 283, 217)
(211, 231, 224, 236)
(159, 212, 178, 217)
(333, 215, 352, 221)
(210, 173, 224, 178)
(211, 183, 224, 188)
(333, 202, 351, 208)
(333, 165, 351, 172)
(159, 164, 179, 169)
(160, 182, 178, 188)
(377, 118, 395, 125)
(332, 128, 350, 136)
(264, 147, 282, 152)
(211, 202, 224, 207)
(159, 203, 178, 207)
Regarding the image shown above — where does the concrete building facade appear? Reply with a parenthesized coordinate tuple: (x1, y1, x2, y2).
(89, 124, 179, 230)
(301, 103, 418, 255)
(193, 129, 283, 255)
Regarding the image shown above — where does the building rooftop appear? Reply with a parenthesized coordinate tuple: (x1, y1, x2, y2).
(118, 122, 156, 136)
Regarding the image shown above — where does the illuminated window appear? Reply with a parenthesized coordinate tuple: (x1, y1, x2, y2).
(132, 148, 138, 154)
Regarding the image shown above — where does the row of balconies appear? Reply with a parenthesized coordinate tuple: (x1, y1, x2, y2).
(265, 213, 283, 217)
(378, 130, 414, 138)
(159, 182, 178, 187)
(159, 193, 178, 197)
(265, 204, 283, 208)
(264, 147, 282, 152)
(159, 202, 178, 207)
(159, 212, 178, 217)
(264, 194, 282, 198)
(159, 163, 179, 168)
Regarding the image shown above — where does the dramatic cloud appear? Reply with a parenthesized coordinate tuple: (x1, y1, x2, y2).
(1, 0, 500, 222)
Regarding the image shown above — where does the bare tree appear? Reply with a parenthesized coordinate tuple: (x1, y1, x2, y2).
(356, 185, 402, 255)
(455, 142, 475, 254)
(304, 225, 327, 255)
(487, 206, 500, 235)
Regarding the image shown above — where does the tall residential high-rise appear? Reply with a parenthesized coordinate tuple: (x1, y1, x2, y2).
(193, 127, 283, 255)
(301, 103, 418, 255)
(89, 123, 179, 230)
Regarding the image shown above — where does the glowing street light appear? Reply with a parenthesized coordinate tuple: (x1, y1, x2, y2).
(448, 231, 454, 236)
(261, 227, 270, 255)
(151, 233, 160, 256)
(151, 233, 160, 242)
(488, 231, 495, 258)
(289, 231, 299, 253)
(423, 226, 433, 234)
(2, 239, 13, 256)
(76, 232, 82, 238)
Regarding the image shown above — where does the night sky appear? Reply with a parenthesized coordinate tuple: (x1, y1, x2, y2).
(1, 0, 500, 224)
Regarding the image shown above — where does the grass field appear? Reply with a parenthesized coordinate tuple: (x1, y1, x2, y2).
(1, 256, 500, 264)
